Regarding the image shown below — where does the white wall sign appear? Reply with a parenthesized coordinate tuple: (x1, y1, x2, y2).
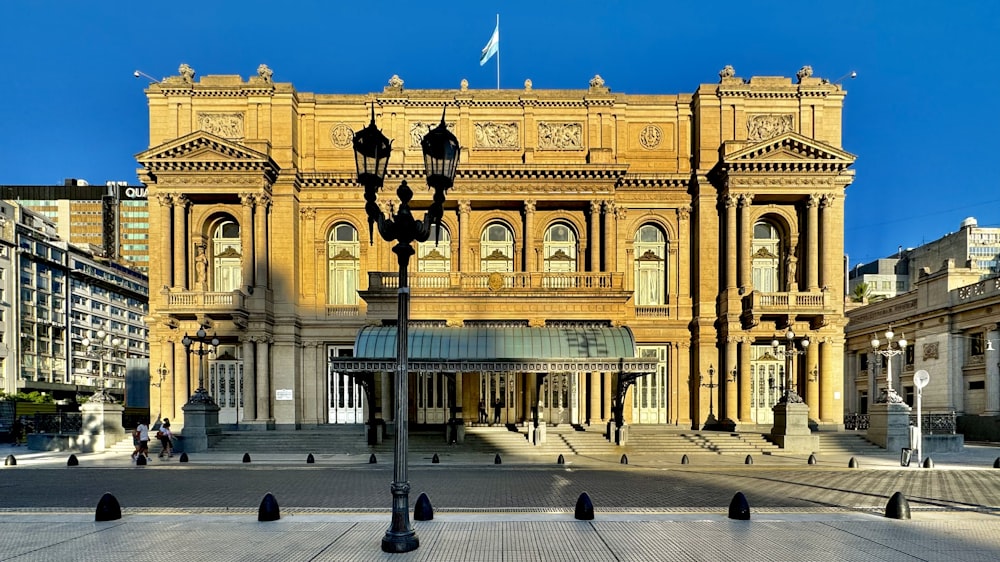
(275, 389, 293, 401)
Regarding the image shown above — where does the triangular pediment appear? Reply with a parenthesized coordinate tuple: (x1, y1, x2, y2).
(135, 131, 279, 177)
(724, 132, 856, 165)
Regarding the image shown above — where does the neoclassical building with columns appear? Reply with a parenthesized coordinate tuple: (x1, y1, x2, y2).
(136, 63, 855, 435)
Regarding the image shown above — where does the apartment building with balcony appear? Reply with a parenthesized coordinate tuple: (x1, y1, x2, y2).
(137, 65, 854, 434)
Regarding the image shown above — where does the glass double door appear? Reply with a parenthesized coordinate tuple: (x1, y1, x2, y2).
(481, 373, 519, 424)
(750, 345, 784, 425)
(329, 346, 363, 424)
(208, 360, 243, 424)
(416, 373, 452, 424)
(539, 373, 573, 425)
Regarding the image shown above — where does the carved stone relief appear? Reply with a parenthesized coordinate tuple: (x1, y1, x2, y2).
(329, 123, 354, 149)
(198, 112, 245, 140)
(473, 122, 519, 149)
(639, 125, 662, 149)
(538, 122, 583, 150)
(410, 121, 458, 148)
(747, 114, 794, 141)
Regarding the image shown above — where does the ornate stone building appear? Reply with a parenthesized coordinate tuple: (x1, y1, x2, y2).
(136, 64, 855, 434)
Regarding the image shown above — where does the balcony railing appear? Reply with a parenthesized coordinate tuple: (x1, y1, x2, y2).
(326, 305, 361, 317)
(635, 305, 670, 318)
(844, 411, 957, 434)
(367, 271, 624, 292)
(742, 290, 829, 321)
(164, 289, 247, 313)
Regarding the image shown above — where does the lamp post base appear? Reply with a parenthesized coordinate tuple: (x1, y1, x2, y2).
(381, 530, 419, 554)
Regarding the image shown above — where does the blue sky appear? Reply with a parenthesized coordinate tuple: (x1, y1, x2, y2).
(2, 1, 997, 265)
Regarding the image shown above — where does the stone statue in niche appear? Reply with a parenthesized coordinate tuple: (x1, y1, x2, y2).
(195, 244, 209, 289)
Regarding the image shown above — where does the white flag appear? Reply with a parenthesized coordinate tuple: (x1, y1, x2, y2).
(480, 24, 499, 66)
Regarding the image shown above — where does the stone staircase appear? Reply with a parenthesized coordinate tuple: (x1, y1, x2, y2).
(816, 431, 885, 454)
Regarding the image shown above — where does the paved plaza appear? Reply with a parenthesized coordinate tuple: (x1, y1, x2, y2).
(2, 443, 1000, 561)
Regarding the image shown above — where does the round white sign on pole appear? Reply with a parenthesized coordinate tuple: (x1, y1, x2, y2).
(914, 369, 930, 389)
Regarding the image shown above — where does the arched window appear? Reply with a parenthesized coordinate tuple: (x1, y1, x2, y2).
(418, 224, 451, 273)
(543, 223, 577, 272)
(634, 224, 666, 306)
(751, 220, 781, 292)
(480, 222, 514, 272)
(212, 220, 242, 292)
(328, 224, 359, 305)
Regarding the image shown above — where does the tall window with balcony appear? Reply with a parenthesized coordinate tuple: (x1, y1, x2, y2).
(543, 223, 577, 288)
(634, 224, 666, 306)
(480, 222, 514, 273)
(211, 219, 242, 292)
(417, 224, 451, 273)
(328, 224, 359, 307)
(751, 220, 782, 292)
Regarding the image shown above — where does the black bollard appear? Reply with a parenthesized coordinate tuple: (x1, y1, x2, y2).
(681, 454, 690, 465)
(620, 454, 628, 465)
(922, 457, 934, 469)
(574, 492, 595, 520)
(807, 454, 817, 465)
(432, 454, 440, 464)
(744, 454, 753, 465)
(95, 492, 122, 522)
(994, 457, 1000, 469)
(242, 453, 251, 463)
(494, 453, 502, 465)
(414, 492, 434, 521)
(306, 453, 315, 464)
(67, 454, 79, 466)
(728, 492, 751, 520)
(136, 455, 146, 466)
(848, 457, 859, 468)
(885, 491, 911, 519)
(557, 454, 565, 465)
(258, 492, 280, 522)
(369, 453, 377, 464)
(4, 454, 15, 466)
(179, 452, 189, 463)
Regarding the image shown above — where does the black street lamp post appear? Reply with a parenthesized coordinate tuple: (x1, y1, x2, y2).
(353, 104, 460, 554)
(771, 329, 810, 404)
(700, 365, 719, 420)
(82, 330, 123, 403)
(182, 328, 220, 405)
(871, 327, 906, 404)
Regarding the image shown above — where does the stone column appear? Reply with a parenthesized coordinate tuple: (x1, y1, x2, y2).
(161, 338, 176, 422)
(241, 337, 257, 421)
(819, 195, 835, 291)
(523, 200, 536, 272)
(156, 194, 174, 290)
(985, 325, 1000, 415)
(725, 337, 738, 423)
(588, 372, 601, 424)
(255, 195, 269, 290)
(458, 200, 471, 272)
(738, 339, 752, 423)
(613, 205, 627, 275)
(725, 194, 737, 289)
(676, 341, 691, 427)
(256, 337, 272, 422)
(602, 201, 615, 272)
(738, 195, 753, 290)
(807, 194, 819, 291)
(677, 207, 691, 316)
(819, 337, 835, 424)
(301, 342, 320, 425)
(806, 336, 820, 422)
(589, 201, 600, 272)
(239, 193, 255, 289)
(602, 372, 612, 420)
(173, 195, 189, 288)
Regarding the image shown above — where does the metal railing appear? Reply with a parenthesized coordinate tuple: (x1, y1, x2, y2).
(29, 413, 83, 435)
(910, 412, 957, 434)
(844, 413, 869, 430)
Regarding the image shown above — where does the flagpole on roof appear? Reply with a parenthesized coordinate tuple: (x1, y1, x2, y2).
(495, 14, 500, 90)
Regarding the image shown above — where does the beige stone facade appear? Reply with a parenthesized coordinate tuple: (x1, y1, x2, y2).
(136, 64, 854, 433)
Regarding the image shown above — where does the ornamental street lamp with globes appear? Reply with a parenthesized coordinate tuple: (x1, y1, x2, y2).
(771, 329, 810, 404)
(353, 103, 460, 554)
(182, 328, 220, 405)
(82, 330, 123, 403)
(871, 327, 907, 403)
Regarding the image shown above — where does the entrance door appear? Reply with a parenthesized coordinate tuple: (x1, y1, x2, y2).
(328, 346, 363, 423)
(750, 344, 784, 425)
(208, 360, 243, 424)
(416, 372, 450, 424)
(481, 373, 519, 424)
(541, 373, 573, 425)
(633, 346, 668, 423)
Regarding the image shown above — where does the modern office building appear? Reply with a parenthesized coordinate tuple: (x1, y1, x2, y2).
(137, 64, 855, 435)
(0, 180, 152, 273)
(0, 201, 149, 403)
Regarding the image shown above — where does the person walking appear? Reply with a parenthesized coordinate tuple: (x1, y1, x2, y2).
(11, 417, 23, 446)
(156, 419, 174, 458)
(133, 420, 150, 461)
(493, 397, 502, 425)
(478, 400, 487, 424)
